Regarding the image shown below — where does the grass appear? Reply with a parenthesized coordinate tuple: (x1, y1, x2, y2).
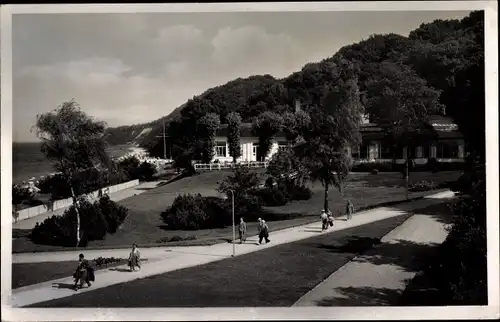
(12, 170, 461, 253)
(12, 259, 128, 289)
(30, 213, 418, 307)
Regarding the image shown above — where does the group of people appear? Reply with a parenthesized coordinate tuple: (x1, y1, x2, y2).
(72, 201, 356, 290)
(237, 217, 271, 245)
(72, 243, 141, 291)
(320, 199, 355, 232)
(320, 210, 335, 231)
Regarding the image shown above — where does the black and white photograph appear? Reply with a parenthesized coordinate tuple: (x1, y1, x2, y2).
(1, 1, 498, 320)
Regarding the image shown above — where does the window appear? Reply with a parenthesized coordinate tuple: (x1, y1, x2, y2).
(252, 144, 258, 157)
(422, 145, 430, 158)
(380, 143, 392, 159)
(437, 141, 459, 158)
(359, 142, 368, 159)
(351, 146, 360, 159)
(215, 141, 227, 158)
(278, 141, 288, 151)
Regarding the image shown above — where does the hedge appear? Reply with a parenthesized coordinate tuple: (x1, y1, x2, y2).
(160, 193, 263, 230)
(30, 195, 129, 247)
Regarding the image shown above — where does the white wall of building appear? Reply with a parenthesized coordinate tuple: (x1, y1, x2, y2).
(212, 136, 287, 163)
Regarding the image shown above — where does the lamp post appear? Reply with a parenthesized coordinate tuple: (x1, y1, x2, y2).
(229, 189, 236, 257)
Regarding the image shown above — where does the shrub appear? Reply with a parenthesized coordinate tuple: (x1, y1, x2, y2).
(98, 195, 129, 233)
(352, 162, 393, 172)
(408, 180, 438, 192)
(30, 196, 128, 247)
(156, 235, 197, 243)
(93, 256, 124, 268)
(253, 186, 289, 207)
(265, 176, 275, 188)
(427, 158, 439, 173)
(430, 179, 486, 304)
(289, 185, 312, 201)
(160, 194, 209, 230)
(138, 161, 158, 181)
(12, 184, 35, 206)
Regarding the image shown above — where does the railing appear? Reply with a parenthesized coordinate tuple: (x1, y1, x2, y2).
(194, 161, 269, 171)
(15, 179, 140, 222)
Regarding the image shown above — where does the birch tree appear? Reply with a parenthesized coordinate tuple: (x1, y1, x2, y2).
(33, 100, 111, 247)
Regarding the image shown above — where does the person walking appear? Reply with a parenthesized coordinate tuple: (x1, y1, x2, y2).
(346, 200, 355, 220)
(327, 212, 335, 227)
(260, 220, 271, 244)
(128, 243, 141, 271)
(73, 253, 92, 290)
(320, 210, 329, 231)
(238, 217, 247, 244)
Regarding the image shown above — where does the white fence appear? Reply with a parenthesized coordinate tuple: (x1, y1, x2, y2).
(194, 161, 269, 171)
(16, 179, 140, 221)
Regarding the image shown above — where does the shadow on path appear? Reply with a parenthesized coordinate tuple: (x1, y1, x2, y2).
(109, 268, 132, 272)
(315, 286, 407, 306)
(52, 283, 75, 290)
(316, 236, 382, 254)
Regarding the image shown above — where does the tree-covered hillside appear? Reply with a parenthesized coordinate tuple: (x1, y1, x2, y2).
(105, 11, 484, 161)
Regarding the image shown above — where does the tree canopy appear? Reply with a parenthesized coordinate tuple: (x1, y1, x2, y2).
(104, 11, 484, 162)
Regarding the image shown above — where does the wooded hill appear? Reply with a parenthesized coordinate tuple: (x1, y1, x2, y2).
(104, 11, 484, 161)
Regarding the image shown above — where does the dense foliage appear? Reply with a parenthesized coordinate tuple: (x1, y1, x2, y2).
(30, 195, 128, 247)
(104, 12, 483, 169)
(226, 112, 243, 163)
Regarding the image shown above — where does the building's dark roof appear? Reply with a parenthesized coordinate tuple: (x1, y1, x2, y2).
(216, 123, 287, 138)
(435, 130, 464, 139)
(215, 115, 463, 140)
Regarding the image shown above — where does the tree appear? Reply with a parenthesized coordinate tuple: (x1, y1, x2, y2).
(363, 61, 443, 198)
(408, 11, 485, 161)
(12, 184, 35, 223)
(226, 112, 242, 163)
(299, 76, 363, 213)
(251, 111, 283, 161)
(267, 148, 309, 188)
(198, 113, 221, 164)
(33, 99, 112, 247)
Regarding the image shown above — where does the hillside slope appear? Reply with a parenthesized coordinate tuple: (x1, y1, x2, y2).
(104, 11, 482, 161)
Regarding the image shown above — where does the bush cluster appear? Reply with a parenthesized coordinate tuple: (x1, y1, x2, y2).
(252, 183, 312, 207)
(156, 235, 197, 243)
(160, 193, 262, 230)
(428, 175, 486, 304)
(30, 195, 129, 247)
(408, 180, 438, 192)
(93, 256, 124, 268)
(350, 159, 466, 173)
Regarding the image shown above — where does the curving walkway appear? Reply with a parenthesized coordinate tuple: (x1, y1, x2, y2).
(9, 190, 455, 308)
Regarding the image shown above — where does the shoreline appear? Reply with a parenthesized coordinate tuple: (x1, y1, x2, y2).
(13, 144, 140, 184)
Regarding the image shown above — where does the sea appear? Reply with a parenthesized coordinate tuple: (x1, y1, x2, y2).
(12, 142, 135, 184)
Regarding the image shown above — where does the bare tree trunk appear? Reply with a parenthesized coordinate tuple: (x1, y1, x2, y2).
(67, 177, 81, 247)
(323, 184, 329, 213)
(405, 147, 409, 200)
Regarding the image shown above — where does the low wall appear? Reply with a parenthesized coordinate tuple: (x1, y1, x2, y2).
(16, 179, 140, 221)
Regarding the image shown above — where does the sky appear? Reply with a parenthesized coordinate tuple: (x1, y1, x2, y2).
(12, 10, 471, 142)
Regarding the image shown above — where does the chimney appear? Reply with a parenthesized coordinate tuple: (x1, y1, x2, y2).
(295, 100, 301, 113)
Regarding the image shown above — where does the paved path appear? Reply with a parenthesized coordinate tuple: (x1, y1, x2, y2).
(12, 180, 165, 230)
(9, 190, 454, 308)
(293, 199, 452, 306)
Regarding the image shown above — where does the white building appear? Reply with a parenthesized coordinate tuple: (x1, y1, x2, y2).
(212, 123, 289, 163)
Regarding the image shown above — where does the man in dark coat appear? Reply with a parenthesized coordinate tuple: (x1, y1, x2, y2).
(73, 253, 92, 290)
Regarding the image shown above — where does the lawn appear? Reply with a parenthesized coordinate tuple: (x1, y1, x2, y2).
(12, 170, 461, 253)
(12, 259, 128, 289)
(30, 213, 417, 307)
